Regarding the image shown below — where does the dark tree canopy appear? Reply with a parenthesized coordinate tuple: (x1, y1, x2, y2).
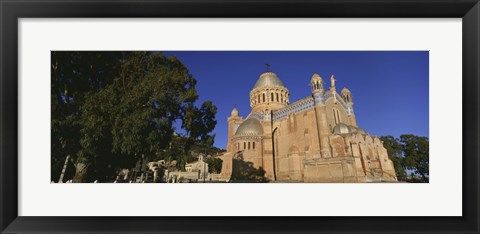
(51, 51, 218, 182)
(207, 157, 223, 174)
(380, 135, 407, 181)
(381, 134, 429, 182)
(400, 134, 429, 182)
(51, 51, 123, 182)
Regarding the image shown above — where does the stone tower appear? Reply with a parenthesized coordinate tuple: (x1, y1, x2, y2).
(226, 108, 242, 152)
(310, 73, 332, 158)
(341, 87, 357, 127)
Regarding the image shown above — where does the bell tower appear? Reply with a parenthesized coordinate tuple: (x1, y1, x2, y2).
(341, 87, 357, 127)
(226, 108, 243, 152)
(311, 73, 332, 158)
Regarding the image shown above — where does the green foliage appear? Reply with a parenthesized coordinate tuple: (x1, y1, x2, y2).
(51, 51, 218, 182)
(207, 157, 223, 174)
(380, 135, 407, 180)
(51, 51, 123, 182)
(182, 101, 217, 141)
(175, 100, 218, 169)
(400, 134, 429, 182)
(380, 134, 429, 182)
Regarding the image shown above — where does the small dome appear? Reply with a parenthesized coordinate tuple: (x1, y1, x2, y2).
(235, 118, 264, 136)
(341, 87, 351, 94)
(253, 72, 285, 89)
(231, 107, 238, 116)
(333, 123, 352, 134)
(355, 127, 367, 134)
(333, 123, 368, 135)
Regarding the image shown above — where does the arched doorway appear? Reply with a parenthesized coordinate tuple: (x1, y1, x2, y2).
(287, 145, 303, 181)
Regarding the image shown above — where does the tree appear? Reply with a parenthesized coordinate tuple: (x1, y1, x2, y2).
(79, 52, 205, 181)
(51, 51, 123, 182)
(400, 134, 429, 182)
(52, 51, 218, 182)
(207, 157, 223, 174)
(178, 100, 218, 169)
(380, 134, 429, 183)
(380, 135, 407, 180)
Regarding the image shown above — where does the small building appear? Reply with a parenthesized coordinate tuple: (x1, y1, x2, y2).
(164, 155, 209, 183)
(185, 155, 208, 176)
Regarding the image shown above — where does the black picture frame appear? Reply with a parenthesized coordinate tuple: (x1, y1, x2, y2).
(1, 0, 479, 233)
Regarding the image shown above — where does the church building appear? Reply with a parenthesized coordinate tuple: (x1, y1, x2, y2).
(221, 71, 397, 182)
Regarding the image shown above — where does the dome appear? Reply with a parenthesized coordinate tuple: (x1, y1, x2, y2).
(333, 123, 352, 134)
(253, 72, 285, 89)
(333, 123, 367, 135)
(341, 87, 351, 94)
(234, 118, 264, 136)
(231, 107, 238, 116)
(355, 127, 367, 134)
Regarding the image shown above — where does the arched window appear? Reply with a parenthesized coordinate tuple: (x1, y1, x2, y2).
(281, 94, 284, 103)
(333, 109, 341, 125)
(271, 93, 274, 102)
(248, 142, 251, 150)
(253, 142, 255, 149)
(244, 142, 246, 149)
(263, 93, 265, 102)
(258, 95, 260, 103)
(276, 93, 279, 102)
(333, 109, 337, 125)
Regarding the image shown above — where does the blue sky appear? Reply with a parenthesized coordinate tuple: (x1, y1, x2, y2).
(163, 51, 429, 149)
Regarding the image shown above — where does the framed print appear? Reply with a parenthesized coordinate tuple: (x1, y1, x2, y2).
(1, 0, 479, 233)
